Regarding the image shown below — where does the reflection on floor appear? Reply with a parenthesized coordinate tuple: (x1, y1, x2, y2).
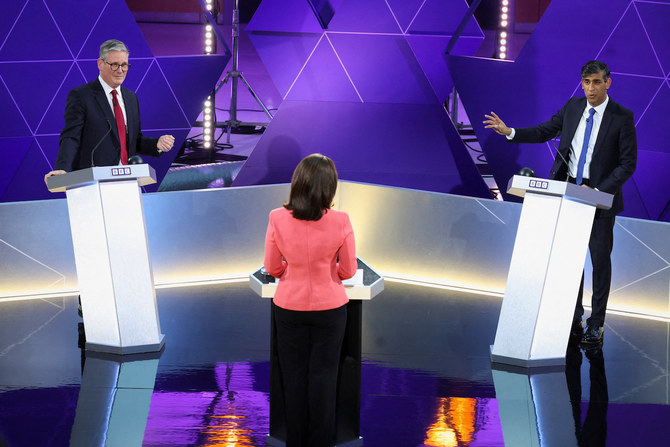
(0, 282, 669, 446)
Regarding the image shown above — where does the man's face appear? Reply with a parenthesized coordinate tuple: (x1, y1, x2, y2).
(581, 72, 611, 107)
(97, 50, 129, 89)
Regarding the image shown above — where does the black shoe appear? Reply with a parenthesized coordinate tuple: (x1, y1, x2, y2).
(582, 324, 604, 344)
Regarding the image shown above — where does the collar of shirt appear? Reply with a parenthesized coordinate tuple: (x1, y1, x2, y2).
(585, 94, 609, 122)
(98, 75, 126, 122)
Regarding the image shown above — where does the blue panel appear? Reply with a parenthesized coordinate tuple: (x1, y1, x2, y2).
(247, 32, 322, 97)
(156, 55, 229, 124)
(327, 0, 402, 33)
(607, 74, 664, 124)
(634, 150, 670, 220)
(406, 36, 455, 102)
(44, 0, 107, 58)
(135, 61, 191, 130)
(0, 1, 26, 49)
(247, 0, 323, 32)
(0, 62, 71, 133)
(0, 0, 71, 61)
(0, 140, 55, 202)
(286, 36, 362, 102)
(75, 60, 102, 82)
(386, 0, 425, 32)
(408, 0, 481, 37)
(309, 0, 345, 28)
(329, 33, 437, 104)
(36, 134, 61, 171)
(637, 2, 670, 76)
(599, 5, 664, 78)
(37, 64, 88, 135)
(0, 78, 31, 137)
(635, 83, 670, 154)
(78, 0, 153, 59)
(0, 137, 33, 198)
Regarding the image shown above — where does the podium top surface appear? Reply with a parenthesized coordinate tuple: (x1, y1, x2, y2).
(507, 175, 613, 210)
(250, 257, 384, 300)
(47, 164, 157, 192)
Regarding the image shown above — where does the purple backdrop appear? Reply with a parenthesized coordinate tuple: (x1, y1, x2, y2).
(234, 0, 490, 197)
(0, 0, 228, 202)
(448, 0, 670, 221)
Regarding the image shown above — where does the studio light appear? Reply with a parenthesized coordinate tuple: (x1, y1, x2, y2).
(497, 0, 512, 60)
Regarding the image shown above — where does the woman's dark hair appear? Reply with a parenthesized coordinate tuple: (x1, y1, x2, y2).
(284, 153, 338, 221)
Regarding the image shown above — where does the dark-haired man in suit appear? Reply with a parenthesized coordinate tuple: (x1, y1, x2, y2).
(44, 39, 174, 182)
(483, 60, 637, 345)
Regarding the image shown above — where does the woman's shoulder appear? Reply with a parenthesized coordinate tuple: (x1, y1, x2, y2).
(269, 207, 293, 222)
(324, 209, 351, 222)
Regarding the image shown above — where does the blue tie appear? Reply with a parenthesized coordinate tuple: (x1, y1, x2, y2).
(576, 107, 596, 185)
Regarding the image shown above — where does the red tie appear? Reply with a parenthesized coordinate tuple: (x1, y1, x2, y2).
(111, 89, 128, 165)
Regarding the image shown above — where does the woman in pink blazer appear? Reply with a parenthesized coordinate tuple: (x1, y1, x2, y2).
(264, 154, 357, 447)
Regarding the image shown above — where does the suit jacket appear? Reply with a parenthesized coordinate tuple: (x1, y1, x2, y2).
(264, 207, 357, 312)
(55, 79, 160, 171)
(512, 96, 637, 217)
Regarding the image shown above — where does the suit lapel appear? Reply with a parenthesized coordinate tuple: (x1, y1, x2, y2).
(121, 87, 135, 142)
(564, 97, 586, 144)
(92, 79, 120, 144)
(593, 100, 614, 157)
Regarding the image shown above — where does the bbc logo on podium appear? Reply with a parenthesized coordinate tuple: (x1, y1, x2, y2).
(528, 179, 549, 190)
(111, 167, 132, 176)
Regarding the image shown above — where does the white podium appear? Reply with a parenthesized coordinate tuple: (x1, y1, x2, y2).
(48, 165, 164, 354)
(490, 175, 613, 367)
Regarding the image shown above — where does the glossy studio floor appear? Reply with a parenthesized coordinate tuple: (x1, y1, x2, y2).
(1, 279, 669, 446)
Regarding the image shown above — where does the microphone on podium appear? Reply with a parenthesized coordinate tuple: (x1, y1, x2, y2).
(91, 119, 113, 167)
(519, 167, 536, 177)
(128, 155, 143, 165)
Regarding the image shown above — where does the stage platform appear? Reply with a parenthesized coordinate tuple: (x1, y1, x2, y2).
(0, 280, 669, 446)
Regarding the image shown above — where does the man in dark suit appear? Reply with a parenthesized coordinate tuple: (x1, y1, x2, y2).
(44, 39, 174, 182)
(483, 60, 637, 344)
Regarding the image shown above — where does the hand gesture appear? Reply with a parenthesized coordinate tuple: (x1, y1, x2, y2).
(157, 135, 175, 152)
(483, 111, 512, 136)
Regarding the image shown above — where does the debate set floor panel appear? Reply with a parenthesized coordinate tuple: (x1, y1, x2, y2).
(0, 281, 669, 446)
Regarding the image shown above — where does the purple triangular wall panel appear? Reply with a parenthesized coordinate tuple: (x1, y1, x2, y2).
(327, 0, 402, 33)
(247, 0, 323, 33)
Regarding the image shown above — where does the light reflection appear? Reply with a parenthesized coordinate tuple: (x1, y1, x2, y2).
(144, 362, 269, 446)
(423, 397, 479, 446)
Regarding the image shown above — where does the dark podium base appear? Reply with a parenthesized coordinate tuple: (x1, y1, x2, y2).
(269, 300, 363, 446)
(266, 435, 363, 447)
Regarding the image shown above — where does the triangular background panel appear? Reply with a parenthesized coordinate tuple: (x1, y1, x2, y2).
(246, 0, 323, 33)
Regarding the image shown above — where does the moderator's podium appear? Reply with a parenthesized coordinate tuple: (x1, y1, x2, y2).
(47, 165, 164, 354)
(250, 258, 383, 447)
(491, 176, 613, 367)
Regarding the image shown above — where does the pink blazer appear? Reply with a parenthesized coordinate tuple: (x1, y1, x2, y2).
(264, 207, 357, 311)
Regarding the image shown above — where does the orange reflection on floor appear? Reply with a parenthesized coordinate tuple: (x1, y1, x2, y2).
(424, 397, 477, 447)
